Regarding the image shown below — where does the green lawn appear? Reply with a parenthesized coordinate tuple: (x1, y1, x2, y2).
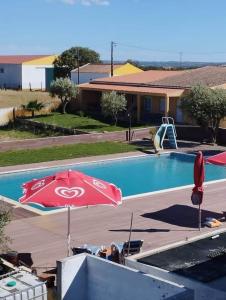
(0, 142, 145, 167)
(0, 128, 60, 140)
(34, 113, 132, 132)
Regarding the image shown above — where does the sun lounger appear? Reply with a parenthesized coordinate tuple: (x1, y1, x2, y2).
(71, 245, 101, 256)
(111, 240, 144, 263)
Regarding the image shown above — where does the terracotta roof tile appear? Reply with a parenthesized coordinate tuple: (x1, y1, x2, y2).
(150, 66, 226, 88)
(0, 55, 51, 64)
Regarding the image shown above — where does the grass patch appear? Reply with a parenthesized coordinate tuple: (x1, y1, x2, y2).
(34, 113, 138, 132)
(0, 142, 144, 167)
(0, 90, 59, 108)
(0, 128, 61, 140)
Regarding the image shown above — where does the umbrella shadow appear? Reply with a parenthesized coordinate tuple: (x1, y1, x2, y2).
(109, 228, 170, 233)
(141, 204, 224, 228)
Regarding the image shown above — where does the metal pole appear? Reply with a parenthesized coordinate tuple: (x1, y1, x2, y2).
(127, 212, 133, 256)
(198, 204, 201, 231)
(67, 207, 71, 256)
(111, 41, 116, 77)
(77, 48, 80, 85)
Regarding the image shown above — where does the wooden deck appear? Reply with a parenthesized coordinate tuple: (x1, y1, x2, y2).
(5, 179, 226, 269)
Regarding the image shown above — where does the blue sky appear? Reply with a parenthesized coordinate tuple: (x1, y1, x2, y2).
(1, 0, 226, 62)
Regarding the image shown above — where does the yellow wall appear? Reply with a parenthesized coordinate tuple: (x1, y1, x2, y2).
(113, 63, 143, 76)
(23, 55, 58, 65)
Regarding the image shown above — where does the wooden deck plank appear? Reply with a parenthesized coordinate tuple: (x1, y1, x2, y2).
(5, 180, 226, 269)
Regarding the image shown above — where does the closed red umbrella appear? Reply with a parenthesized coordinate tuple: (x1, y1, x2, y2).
(19, 170, 122, 256)
(191, 151, 205, 230)
(206, 151, 226, 166)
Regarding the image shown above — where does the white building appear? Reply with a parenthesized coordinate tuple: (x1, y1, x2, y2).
(71, 62, 143, 84)
(0, 55, 57, 90)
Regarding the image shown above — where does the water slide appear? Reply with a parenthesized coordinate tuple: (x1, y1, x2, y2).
(154, 118, 178, 152)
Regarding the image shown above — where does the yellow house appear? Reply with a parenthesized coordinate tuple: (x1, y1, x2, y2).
(71, 62, 143, 84)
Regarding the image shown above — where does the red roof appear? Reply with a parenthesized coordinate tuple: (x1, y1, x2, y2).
(0, 55, 51, 64)
(92, 70, 186, 84)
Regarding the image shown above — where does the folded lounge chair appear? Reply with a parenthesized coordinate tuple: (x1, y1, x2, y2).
(111, 240, 144, 263)
(71, 245, 101, 256)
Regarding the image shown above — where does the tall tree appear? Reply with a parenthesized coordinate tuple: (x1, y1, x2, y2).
(101, 91, 127, 125)
(180, 85, 226, 143)
(50, 78, 78, 114)
(54, 47, 100, 78)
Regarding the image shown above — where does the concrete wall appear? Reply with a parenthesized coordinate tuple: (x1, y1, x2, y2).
(22, 65, 51, 90)
(71, 72, 109, 84)
(0, 64, 22, 89)
(57, 254, 193, 300)
(126, 259, 226, 300)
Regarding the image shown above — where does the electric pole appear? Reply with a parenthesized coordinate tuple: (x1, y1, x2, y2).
(77, 48, 80, 85)
(179, 51, 183, 69)
(111, 41, 116, 77)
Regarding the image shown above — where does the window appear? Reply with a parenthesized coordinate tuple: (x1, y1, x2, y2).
(160, 98, 165, 113)
(0, 68, 4, 74)
(144, 96, 152, 112)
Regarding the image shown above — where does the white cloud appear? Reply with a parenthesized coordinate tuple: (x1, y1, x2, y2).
(60, 0, 110, 5)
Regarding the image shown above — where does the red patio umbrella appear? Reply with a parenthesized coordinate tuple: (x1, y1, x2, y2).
(191, 151, 205, 230)
(206, 151, 226, 166)
(19, 170, 122, 256)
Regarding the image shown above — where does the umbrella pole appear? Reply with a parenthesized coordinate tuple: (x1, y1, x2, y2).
(198, 204, 201, 231)
(67, 207, 71, 257)
(127, 212, 134, 256)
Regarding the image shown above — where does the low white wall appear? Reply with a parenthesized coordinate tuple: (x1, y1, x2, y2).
(126, 259, 226, 300)
(57, 254, 193, 300)
(71, 72, 109, 84)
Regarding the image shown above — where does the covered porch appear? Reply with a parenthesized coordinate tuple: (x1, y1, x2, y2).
(79, 84, 185, 124)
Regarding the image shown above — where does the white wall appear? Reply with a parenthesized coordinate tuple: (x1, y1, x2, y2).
(71, 72, 109, 84)
(126, 259, 226, 300)
(22, 65, 50, 90)
(0, 64, 22, 89)
(57, 254, 193, 300)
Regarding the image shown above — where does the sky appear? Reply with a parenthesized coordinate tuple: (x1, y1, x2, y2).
(1, 0, 226, 62)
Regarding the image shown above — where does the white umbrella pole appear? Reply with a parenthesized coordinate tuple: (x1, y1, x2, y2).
(67, 207, 71, 256)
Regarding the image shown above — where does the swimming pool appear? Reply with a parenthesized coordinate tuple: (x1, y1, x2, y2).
(1, 152, 226, 213)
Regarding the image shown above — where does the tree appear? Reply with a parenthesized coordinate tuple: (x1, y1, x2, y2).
(21, 100, 44, 117)
(101, 91, 127, 125)
(0, 203, 12, 252)
(54, 47, 101, 78)
(50, 78, 78, 114)
(180, 85, 226, 143)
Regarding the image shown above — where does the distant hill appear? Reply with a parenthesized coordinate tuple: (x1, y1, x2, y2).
(102, 60, 225, 69)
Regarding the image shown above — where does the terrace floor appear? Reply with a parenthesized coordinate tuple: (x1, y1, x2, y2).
(2, 144, 226, 270)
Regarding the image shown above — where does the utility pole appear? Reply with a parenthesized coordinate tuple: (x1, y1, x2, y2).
(77, 48, 80, 85)
(111, 41, 116, 77)
(179, 51, 183, 69)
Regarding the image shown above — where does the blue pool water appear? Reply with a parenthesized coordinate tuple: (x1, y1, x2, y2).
(1, 153, 226, 212)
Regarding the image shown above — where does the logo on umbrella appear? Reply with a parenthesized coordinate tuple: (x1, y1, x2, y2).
(92, 179, 107, 189)
(55, 187, 85, 199)
(31, 180, 45, 190)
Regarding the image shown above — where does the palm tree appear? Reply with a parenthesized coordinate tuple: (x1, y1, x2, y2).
(22, 100, 45, 117)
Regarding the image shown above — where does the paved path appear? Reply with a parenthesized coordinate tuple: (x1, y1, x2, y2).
(3, 149, 226, 270)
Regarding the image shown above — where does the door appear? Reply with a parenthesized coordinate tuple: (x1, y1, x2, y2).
(176, 99, 183, 123)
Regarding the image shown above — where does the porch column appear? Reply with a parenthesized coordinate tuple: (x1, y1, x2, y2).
(78, 89, 83, 110)
(137, 94, 141, 122)
(164, 94, 169, 117)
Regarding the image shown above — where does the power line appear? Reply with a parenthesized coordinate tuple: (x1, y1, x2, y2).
(115, 41, 226, 56)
